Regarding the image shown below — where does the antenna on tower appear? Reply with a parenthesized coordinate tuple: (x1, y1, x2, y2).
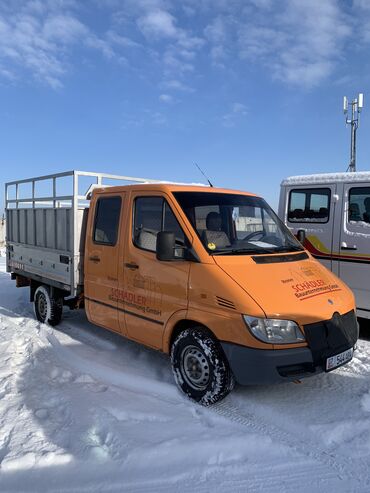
(343, 93, 364, 172)
(194, 163, 213, 187)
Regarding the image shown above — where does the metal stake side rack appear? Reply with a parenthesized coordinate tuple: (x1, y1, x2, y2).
(5, 170, 160, 296)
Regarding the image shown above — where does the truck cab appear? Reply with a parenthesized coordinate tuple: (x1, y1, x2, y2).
(279, 171, 370, 320)
(84, 183, 358, 404)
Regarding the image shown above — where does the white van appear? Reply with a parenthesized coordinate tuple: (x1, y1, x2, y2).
(279, 171, 370, 320)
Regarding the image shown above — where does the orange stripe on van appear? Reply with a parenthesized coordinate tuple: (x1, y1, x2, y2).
(304, 236, 370, 263)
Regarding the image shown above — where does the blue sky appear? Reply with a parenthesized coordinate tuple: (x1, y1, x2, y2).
(1, 0, 370, 213)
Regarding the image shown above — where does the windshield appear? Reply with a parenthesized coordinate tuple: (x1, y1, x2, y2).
(173, 191, 303, 255)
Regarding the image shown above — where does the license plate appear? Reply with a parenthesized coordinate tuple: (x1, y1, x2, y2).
(326, 348, 353, 371)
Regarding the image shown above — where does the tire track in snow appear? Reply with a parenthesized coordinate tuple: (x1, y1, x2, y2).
(211, 400, 368, 489)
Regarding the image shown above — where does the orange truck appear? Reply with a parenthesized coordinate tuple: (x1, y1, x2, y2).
(5, 171, 359, 405)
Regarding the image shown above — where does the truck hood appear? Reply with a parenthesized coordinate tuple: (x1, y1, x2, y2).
(213, 253, 354, 325)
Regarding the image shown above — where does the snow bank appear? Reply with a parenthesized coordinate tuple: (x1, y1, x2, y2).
(281, 171, 370, 186)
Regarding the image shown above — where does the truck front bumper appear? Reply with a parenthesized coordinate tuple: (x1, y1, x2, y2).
(221, 309, 359, 385)
(221, 343, 320, 385)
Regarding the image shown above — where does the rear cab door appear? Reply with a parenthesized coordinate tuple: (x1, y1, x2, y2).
(338, 182, 370, 315)
(84, 191, 125, 332)
(284, 184, 337, 272)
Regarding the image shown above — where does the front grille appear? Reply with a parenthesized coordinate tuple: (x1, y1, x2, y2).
(303, 310, 359, 367)
(277, 363, 316, 378)
(216, 296, 236, 310)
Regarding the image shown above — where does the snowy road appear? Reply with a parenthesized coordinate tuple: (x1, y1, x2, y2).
(0, 255, 370, 492)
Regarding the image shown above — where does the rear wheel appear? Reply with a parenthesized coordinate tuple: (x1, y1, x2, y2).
(171, 328, 235, 406)
(34, 285, 63, 326)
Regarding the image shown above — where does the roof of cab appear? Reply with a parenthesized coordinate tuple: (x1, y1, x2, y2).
(92, 182, 258, 197)
(281, 171, 370, 186)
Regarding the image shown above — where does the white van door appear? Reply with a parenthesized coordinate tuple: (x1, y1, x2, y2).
(338, 183, 370, 317)
(284, 184, 337, 272)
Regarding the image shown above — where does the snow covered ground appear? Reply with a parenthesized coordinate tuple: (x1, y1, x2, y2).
(0, 255, 370, 492)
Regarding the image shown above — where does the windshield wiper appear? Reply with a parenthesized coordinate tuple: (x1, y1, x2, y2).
(211, 245, 304, 256)
(211, 248, 265, 255)
(272, 245, 304, 253)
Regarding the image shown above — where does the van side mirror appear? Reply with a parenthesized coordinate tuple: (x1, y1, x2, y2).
(156, 231, 176, 261)
(296, 229, 306, 244)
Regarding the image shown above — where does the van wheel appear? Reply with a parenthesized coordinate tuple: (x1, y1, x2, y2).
(34, 285, 63, 326)
(171, 328, 235, 406)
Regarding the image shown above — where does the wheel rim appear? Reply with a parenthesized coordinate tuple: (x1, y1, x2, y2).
(180, 345, 210, 390)
(37, 293, 48, 320)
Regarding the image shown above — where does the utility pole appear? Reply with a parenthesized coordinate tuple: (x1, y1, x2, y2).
(343, 93, 364, 172)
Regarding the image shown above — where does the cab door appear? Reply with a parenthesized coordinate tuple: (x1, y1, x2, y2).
(338, 183, 370, 313)
(119, 193, 191, 349)
(285, 185, 337, 272)
(85, 193, 124, 332)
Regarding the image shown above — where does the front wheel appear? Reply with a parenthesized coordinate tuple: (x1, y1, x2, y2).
(34, 285, 63, 326)
(171, 328, 235, 406)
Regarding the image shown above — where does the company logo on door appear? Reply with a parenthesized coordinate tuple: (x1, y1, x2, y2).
(109, 288, 162, 316)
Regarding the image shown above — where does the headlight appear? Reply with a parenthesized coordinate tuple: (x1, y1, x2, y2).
(243, 315, 305, 344)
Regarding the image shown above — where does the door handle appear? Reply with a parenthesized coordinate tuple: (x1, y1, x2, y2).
(89, 255, 101, 262)
(340, 242, 357, 251)
(124, 262, 139, 270)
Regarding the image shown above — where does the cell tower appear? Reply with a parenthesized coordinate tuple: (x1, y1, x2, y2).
(343, 93, 364, 172)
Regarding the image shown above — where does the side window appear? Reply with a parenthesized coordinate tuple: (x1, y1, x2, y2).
(133, 197, 163, 252)
(93, 196, 121, 245)
(348, 187, 370, 225)
(164, 202, 185, 248)
(288, 188, 331, 223)
(133, 197, 186, 254)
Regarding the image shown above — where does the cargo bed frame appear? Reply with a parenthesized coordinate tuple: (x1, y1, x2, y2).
(5, 170, 159, 296)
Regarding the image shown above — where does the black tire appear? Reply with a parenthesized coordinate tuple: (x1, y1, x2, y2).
(171, 328, 235, 406)
(34, 285, 63, 326)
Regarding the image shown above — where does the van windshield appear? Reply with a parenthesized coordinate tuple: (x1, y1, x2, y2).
(173, 191, 303, 255)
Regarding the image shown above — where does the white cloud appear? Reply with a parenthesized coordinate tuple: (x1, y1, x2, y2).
(249, 0, 273, 9)
(222, 102, 247, 127)
(144, 108, 167, 125)
(353, 0, 370, 11)
(138, 9, 179, 39)
(204, 16, 227, 62)
(235, 0, 351, 88)
(0, 0, 365, 92)
(121, 106, 168, 128)
(85, 36, 116, 60)
(161, 78, 195, 92)
(163, 48, 194, 73)
(42, 14, 87, 43)
(232, 102, 247, 114)
(135, 2, 204, 80)
(106, 30, 141, 49)
(200, 0, 354, 88)
(159, 93, 174, 103)
(352, 0, 370, 43)
(0, 1, 135, 88)
(0, 10, 68, 88)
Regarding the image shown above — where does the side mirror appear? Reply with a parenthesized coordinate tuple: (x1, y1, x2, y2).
(296, 229, 306, 244)
(156, 231, 176, 261)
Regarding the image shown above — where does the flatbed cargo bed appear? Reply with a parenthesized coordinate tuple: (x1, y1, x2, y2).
(5, 170, 160, 296)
